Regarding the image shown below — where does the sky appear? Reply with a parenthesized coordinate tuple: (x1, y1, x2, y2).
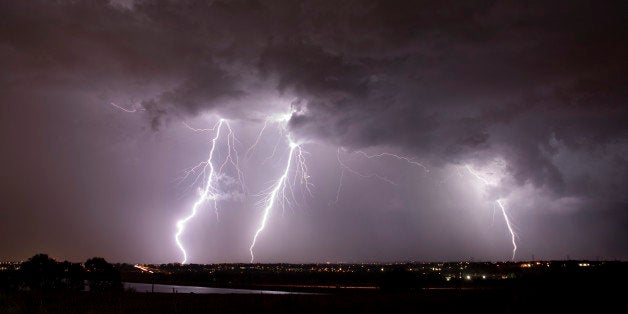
(1, 0, 626, 264)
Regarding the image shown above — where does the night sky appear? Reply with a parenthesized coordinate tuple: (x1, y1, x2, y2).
(1, 0, 626, 264)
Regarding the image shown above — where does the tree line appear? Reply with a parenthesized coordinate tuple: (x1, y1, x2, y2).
(0, 254, 122, 292)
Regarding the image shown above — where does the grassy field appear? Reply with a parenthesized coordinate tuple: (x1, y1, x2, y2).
(0, 286, 620, 314)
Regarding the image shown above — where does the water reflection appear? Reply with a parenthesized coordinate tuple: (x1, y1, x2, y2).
(123, 282, 310, 294)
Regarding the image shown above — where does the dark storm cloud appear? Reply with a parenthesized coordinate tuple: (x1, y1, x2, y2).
(277, 0, 627, 200)
(1, 0, 264, 126)
(1, 0, 626, 261)
(2, 0, 626, 194)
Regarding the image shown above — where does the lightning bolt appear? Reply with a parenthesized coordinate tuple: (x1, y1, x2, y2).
(465, 165, 517, 261)
(336, 148, 398, 186)
(248, 112, 312, 262)
(334, 149, 513, 261)
(117, 103, 514, 263)
(110, 102, 145, 113)
(182, 121, 220, 132)
(110, 102, 310, 263)
(496, 200, 517, 261)
(332, 148, 430, 204)
(245, 119, 270, 158)
(332, 148, 395, 205)
(249, 139, 297, 262)
(354, 150, 429, 174)
(174, 118, 245, 264)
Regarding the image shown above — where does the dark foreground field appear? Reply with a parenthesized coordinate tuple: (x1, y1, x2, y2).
(2, 258, 625, 313)
(0, 286, 621, 314)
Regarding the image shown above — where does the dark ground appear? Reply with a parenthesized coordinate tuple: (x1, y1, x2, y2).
(0, 286, 622, 314)
(2, 259, 625, 313)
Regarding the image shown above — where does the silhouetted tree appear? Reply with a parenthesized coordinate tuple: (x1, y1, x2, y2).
(60, 261, 85, 291)
(0, 269, 19, 291)
(84, 257, 122, 291)
(19, 254, 85, 291)
(20, 254, 62, 290)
